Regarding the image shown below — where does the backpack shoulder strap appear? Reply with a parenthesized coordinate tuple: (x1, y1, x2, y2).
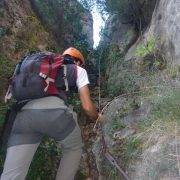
(62, 65, 69, 92)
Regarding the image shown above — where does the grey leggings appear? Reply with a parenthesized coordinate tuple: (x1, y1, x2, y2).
(1, 108, 83, 180)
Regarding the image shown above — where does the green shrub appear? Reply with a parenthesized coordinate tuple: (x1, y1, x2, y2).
(136, 37, 155, 58)
(107, 68, 141, 97)
(110, 117, 126, 133)
(0, 103, 9, 126)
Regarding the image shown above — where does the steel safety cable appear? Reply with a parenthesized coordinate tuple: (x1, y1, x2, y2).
(98, 50, 101, 113)
(93, 48, 130, 180)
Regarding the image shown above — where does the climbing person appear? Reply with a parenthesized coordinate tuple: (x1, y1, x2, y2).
(1, 47, 100, 180)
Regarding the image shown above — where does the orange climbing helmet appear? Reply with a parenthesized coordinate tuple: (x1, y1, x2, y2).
(62, 47, 85, 65)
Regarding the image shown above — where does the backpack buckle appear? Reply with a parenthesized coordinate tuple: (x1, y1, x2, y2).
(44, 77, 55, 92)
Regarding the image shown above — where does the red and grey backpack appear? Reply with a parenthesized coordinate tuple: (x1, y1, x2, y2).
(5, 52, 77, 102)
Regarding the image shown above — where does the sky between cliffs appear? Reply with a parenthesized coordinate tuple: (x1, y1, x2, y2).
(92, 6, 106, 48)
(78, 0, 107, 48)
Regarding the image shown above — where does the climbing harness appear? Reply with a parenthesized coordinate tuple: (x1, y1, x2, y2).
(93, 49, 130, 180)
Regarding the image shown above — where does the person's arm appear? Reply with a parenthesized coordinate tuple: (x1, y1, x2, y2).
(79, 85, 98, 121)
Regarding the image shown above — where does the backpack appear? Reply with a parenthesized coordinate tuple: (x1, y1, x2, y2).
(5, 52, 70, 102)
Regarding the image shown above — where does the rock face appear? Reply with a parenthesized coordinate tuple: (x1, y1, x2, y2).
(129, 134, 180, 179)
(100, 14, 137, 52)
(147, 0, 180, 65)
(80, 9, 94, 48)
(96, 0, 180, 179)
(0, 0, 55, 60)
(100, 0, 158, 52)
(30, 0, 93, 49)
(126, 0, 180, 65)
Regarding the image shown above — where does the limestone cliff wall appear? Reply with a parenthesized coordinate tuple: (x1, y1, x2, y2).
(29, 0, 93, 50)
(126, 0, 180, 65)
(0, 0, 55, 60)
(96, 0, 180, 179)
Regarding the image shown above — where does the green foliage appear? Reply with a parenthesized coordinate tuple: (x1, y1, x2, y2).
(0, 55, 16, 95)
(108, 44, 123, 63)
(110, 117, 126, 133)
(14, 40, 25, 52)
(136, 37, 156, 58)
(27, 138, 61, 180)
(95, 44, 123, 75)
(151, 88, 180, 122)
(33, 0, 90, 55)
(135, 37, 168, 71)
(72, 34, 90, 61)
(14, 15, 51, 54)
(67, 94, 82, 114)
(103, 44, 142, 96)
(0, 104, 9, 126)
(35, 0, 57, 21)
(0, 56, 15, 137)
(62, 1, 90, 59)
(104, 0, 128, 15)
(0, 114, 4, 125)
(107, 167, 118, 180)
(165, 65, 180, 79)
(123, 137, 141, 163)
(0, 56, 15, 78)
(0, 149, 5, 172)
